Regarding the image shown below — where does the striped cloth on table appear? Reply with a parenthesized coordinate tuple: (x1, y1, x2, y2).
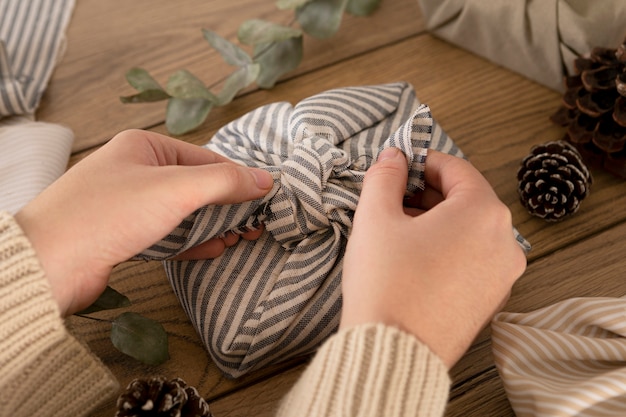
(0, 118, 72, 214)
(140, 82, 530, 377)
(492, 297, 626, 417)
(0, 0, 75, 213)
(0, 0, 75, 116)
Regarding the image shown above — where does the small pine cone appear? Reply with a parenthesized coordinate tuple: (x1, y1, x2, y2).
(517, 140, 592, 221)
(115, 377, 212, 417)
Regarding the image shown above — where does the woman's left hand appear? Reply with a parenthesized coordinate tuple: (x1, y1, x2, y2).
(15, 130, 274, 316)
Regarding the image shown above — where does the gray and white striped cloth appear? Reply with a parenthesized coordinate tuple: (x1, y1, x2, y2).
(141, 82, 530, 377)
(0, 0, 75, 213)
(0, 0, 75, 116)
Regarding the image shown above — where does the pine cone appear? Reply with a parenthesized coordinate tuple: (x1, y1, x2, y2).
(115, 377, 212, 417)
(517, 140, 592, 221)
(550, 36, 626, 178)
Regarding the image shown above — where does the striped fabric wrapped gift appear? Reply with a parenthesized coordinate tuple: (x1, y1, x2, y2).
(141, 82, 529, 377)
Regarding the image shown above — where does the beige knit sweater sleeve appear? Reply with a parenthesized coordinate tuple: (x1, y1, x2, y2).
(277, 325, 451, 417)
(0, 212, 119, 417)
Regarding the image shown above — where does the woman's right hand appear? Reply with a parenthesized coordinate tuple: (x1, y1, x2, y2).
(341, 148, 527, 368)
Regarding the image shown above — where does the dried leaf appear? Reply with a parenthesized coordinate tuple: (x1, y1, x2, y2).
(76, 286, 131, 315)
(202, 29, 252, 67)
(111, 312, 169, 366)
(346, 0, 380, 15)
(276, 0, 311, 10)
(166, 69, 218, 102)
(238, 19, 302, 46)
(254, 37, 303, 89)
(165, 97, 213, 135)
(217, 64, 260, 105)
(296, 0, 348, 39)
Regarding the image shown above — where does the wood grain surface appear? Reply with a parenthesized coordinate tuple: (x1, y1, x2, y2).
(46, 1, 626, 416)
(39, 0, 423, 153)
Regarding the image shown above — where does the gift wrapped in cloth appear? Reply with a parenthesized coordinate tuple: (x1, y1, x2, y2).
(140, 82, 530, 377)
(416, 0, 626, 92)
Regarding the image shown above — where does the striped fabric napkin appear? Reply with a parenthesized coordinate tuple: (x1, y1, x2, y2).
(492, 297, 626, 416)
(0, 0, 76, 214)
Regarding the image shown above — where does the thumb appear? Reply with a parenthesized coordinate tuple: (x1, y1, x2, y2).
(357, 148, 409, 217)
(157, 163, 275, 209)
(196, 163, 275, 205)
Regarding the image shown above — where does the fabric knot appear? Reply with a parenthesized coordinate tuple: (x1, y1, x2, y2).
(264, 136, 355, 249)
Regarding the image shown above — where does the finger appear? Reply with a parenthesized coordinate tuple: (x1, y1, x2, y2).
(241, 224, 265, 240)
(424, 150, 496, 200)
(357, 148, 409, 218)
(112, 129, 237, 166)
(152, 133, 235, 166)
(403, 206, 425, 217)
(173, 224, 266, 260)
(222, 232, 239, 247)
(196, 163, 274, 204)
(172, 238, 226, 260)
(153, 162, 274, 211)
(404, 186, 444, 210)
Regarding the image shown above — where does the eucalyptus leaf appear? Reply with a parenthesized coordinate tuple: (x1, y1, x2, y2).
(346, 0, 381, 15)
(111, 312, 169, 365)
(122, 0, 385, 136)
(296, 0, 348, 39)
(120, 89, 170, 103)
(202, 29, 252, 67)
(254, 37, 303, 89)
(166, 69, 218, 102)
(217, 64, 260, 105)
(165, 97, 213, 135)
(276, 0, 311, 9)
(125, 67, 164, 92)
(76, 286, 131, 315)
(238, 19, 302, 46)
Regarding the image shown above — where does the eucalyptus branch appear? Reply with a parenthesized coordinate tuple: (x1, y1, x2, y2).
(252, 16, 298, 61)
(120, 0, 383, 135)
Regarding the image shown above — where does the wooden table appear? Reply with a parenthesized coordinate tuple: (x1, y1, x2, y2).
(40, 1, 626, 416)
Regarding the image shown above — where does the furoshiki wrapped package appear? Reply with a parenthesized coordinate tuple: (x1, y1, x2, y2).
(140, 82, 529, 377)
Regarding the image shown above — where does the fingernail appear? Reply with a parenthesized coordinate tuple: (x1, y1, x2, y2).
(251, 168, 274, 190)
(377, 147, 403, 162)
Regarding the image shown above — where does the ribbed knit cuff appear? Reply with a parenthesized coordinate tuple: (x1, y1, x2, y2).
(277, 324, 451, 417)
(0, 212, 119, 417)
